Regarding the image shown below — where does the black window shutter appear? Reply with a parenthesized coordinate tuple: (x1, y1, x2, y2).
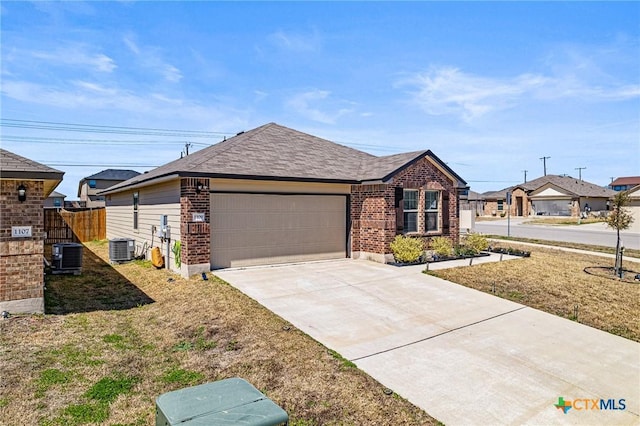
(442, 192, 450, 234)
(395, 187, 404, 232)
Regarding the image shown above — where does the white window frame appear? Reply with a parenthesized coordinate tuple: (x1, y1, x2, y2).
(425, 190, 439, 232)
(403, 189, 419, 233)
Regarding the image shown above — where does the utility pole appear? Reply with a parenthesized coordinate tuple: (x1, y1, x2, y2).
(575, 166, 586, 181)
(522, 170, 528, 183)
(540, 156, 551, 176)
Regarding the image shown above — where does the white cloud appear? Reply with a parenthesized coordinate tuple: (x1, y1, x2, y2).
(268, 29, 322, 53)
(399, 64, 639, 122)
(30, 47, 116, 73)
(0, 79, 239, 125)
(121, 34, 182, 83)
(397, 66, 547, 122)
(123, 36, 140, 55)
(286, 90, 354, 124)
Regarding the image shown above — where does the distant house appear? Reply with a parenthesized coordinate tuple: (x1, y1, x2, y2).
(44, 190, 66, 209)
(625, 185, 640, 233)
(101, 123, 468, 276)
(482, 175, 616, 217)
(0, 149, 64, 313)
(78, 169, 140, 208)
(459, 190, 485, 216)
(609, 176, 640, 192)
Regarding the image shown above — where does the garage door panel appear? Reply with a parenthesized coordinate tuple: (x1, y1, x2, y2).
(211, 193, 346, 268)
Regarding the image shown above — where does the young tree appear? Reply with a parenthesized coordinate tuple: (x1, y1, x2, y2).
(605, 191, 634, 278)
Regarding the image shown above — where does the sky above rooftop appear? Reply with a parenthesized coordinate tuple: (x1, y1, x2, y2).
(1, 1, 638, 198)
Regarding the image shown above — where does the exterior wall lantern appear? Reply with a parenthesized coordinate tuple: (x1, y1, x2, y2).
(17, 184, 27, 202)
(196, 181, 205, 194)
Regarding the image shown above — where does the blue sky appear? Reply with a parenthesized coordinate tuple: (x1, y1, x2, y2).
(2, 1, 639, 198)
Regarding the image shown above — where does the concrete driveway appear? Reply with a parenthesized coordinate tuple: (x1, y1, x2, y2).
(215, 260, 639, 425)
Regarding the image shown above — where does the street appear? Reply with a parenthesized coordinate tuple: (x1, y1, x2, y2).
(474, 218, 640, 250)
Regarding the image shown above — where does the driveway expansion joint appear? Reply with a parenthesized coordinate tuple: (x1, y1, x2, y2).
(350, 306, 528, 362)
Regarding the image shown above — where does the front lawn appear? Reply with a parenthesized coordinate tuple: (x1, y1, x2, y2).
(430, 243, 640, 342)
(0, 241, 434, 425)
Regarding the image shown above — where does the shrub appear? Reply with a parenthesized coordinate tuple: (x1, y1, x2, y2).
(390, 235, 425, 263)
(463, 233, 489, 254)
(430, 237, 453, 257)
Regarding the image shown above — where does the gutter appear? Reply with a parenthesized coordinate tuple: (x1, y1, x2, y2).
(99, 173, 180, 195)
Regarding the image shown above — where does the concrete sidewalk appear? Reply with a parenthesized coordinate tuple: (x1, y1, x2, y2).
(215, 260, 639, 425)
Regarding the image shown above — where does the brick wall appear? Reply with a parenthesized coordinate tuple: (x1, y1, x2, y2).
(180, 178, 210, 267)
(0, 180, 46, 312)
(350, 157, 460, 258)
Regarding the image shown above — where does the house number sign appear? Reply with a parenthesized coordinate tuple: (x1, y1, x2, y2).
(192, 213, 205, 222)
(12, 226, 32, 238)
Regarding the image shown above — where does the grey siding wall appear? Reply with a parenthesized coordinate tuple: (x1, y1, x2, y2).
(105, 179, 181, 269)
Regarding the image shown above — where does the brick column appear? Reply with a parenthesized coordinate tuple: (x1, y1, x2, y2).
(0, 180, 46, 313)
(180, 178, 211, 277)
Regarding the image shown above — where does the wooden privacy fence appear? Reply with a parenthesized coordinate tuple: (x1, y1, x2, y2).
(45, 208, 106, 244)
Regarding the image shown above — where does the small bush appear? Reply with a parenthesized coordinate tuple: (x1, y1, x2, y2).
(430, 237, 453, 257)
(463, 233, 489, 254)
(390, 235, 425, 263)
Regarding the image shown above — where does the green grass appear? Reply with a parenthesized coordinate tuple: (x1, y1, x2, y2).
(45, 344, 104, 367)
(160, 368, 204, 386)
(61, 402, 109, 425)
(327, 349, 356, 369)
(85, 375, 138, 403)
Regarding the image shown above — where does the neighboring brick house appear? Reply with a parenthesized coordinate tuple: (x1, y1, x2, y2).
(0, 149, 64, 313)
(610, 176, 640, 192)
(101, 123, 467, 276)
(78, 169, 140, 208)
(482, 175, 616, 217)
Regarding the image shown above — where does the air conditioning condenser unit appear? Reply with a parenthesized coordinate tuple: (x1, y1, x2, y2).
(109, 238, 135, 263)
(51, 243, 83, 275)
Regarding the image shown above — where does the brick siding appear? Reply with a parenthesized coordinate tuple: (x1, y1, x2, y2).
(0, 180, 46, 309)
(351, 157, 460, 258)
(180, 178, 210, 266)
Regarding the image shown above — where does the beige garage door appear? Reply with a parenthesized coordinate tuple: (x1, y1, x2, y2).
(211, 193, 347, 268)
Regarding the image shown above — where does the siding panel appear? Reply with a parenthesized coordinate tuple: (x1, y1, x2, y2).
(105, 180, 181, 269)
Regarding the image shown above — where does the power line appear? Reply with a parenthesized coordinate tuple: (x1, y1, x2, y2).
(2, 135, 211, 146)
(0, 118, 232, 138)
(43, 162, 159, 167)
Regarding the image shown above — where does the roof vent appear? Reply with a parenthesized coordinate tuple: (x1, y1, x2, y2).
(236, 131, 245, 136)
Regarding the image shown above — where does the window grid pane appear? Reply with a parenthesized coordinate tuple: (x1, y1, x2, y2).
(404, 212, 417, 233)
(403, 190, 418, 210)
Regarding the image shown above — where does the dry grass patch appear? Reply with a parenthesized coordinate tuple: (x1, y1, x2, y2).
(0, 241, 435, 425)
(430, 243, 640, 341)
(487, 235, 640, 259)
(522, 217, 605, 226)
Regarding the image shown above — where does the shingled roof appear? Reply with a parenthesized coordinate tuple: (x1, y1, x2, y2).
(0, 148, 64, 196)
(103, 123, 467, 194)
(0, 148, 63, 178)
(610, 176, 640, 187)
(483, 175, 615, 199)
(83, 169, 140, 181)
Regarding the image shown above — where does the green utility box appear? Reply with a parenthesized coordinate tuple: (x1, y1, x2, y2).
(156, 378, 288, 425)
